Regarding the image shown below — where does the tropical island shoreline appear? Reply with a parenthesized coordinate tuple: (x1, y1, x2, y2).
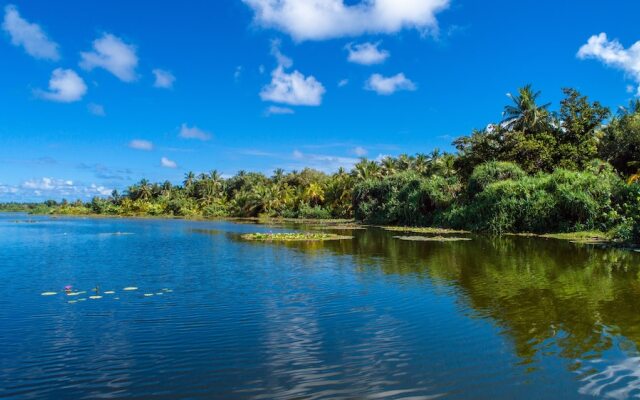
(2, 86, 639, 247)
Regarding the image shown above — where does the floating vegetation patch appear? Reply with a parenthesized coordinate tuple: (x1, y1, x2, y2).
(144, 293, 154, 297)
(89, 296, 102, 300)
(382, 226, 470, 234)
(41, 292, 57, 296)
(104, 291, 115, 294)
(313, 225, 366, 231)
(123, 287, 138, 291)
(241, 232, 353, 242)
(66, 292, 81, 296)
(394, 235, 472, 242)
(68, 300, 77, 304)
(506, 231, 611, 244)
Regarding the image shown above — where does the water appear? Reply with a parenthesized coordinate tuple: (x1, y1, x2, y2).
(1, 213, 640, 399)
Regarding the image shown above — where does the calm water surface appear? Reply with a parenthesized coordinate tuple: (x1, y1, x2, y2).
(1, 213, 640, 399)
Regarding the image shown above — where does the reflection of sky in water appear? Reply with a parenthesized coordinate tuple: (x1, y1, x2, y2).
(2, 214, 640, 398)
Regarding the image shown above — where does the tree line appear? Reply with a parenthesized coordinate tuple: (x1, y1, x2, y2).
(21, 85, 640, 243)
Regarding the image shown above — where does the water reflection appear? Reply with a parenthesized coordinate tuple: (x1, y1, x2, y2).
(238, 225, 640, 397)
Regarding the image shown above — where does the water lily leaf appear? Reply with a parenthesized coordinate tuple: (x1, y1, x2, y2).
(144, 293, 154, 297)
(89, 296, 102, 299)
(104, 291, 115, 294)
(123, 287, 138, 291)
(41, 292, 57, 296)
(68, 300, 77, 304)
(66, 292, 81, 296)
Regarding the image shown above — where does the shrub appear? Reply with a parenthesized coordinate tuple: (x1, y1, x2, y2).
(298, 204, 331, 219)
(466, 167, 622, 234)
(467, 161, 526, 198)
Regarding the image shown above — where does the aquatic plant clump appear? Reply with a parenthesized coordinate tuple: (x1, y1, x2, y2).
(393, 235, 472, 242)
(241, 232, 353, 242)
(382, 226, 469, 234)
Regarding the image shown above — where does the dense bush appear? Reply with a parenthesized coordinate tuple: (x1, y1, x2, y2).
(463, 167, 621, 233)
(467, 162, 526, 198)
(354, 172, 460, 225)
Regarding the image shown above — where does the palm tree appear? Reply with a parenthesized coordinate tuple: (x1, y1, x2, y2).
(380, 157, 396, 176)
(138, 179, 152, 200)
(183, 171, 196, 189)
(502, 84, 550, 134)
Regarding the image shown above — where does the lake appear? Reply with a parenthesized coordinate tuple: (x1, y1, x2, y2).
(1, 213, 640, 399)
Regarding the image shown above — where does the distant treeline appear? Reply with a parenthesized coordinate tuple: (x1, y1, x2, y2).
(6, 86, 640, 243)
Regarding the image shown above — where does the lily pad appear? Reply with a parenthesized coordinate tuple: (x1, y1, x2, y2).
(41, 292, 57, 296)
(123, 287, 138, 291)
(66, 292, 81, 296)
(89, 295, 102, 299)
(68, 300, 77, 304)
(144, 293, 154, 297)
(104, 291, 115, 294)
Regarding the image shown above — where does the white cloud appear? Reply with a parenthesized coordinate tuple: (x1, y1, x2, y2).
(292, 149, 304, 159)
(129, 139, 154, 151)
(578, 33, 640, 96)
(243, 0, 450, 41)
(353, 146, 368, 156)
(266, 105, 295, 115)
(152, 68, 175, 89)
(36, 68, 87, 102)
(365, 73, 416, 95)
(160, 157, 178, 168)
(0, 177, 112, 200)
(80, 33, 138, 82)
(338, 79, 349, 87)
(2, 4, 60, 61)
(234, 65, 243, 80)
(261, 42, 326, 106)
(346, 42, 389, 65)
(179, 123, 212, 141)
(88, 103, 105, 116)
(261, 66, 325, 106)
(270, 39, 293, 68)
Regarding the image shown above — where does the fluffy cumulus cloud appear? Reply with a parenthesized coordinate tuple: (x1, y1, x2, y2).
(152, 68, 175, 89)
(0, 177, 112, 201)
(128, 139, 154, 151)
(2, 4, 60, 60)
(261, 66, 325, 106)
(346, 42, 389, 65)
(160, 157, 178, 168)
(365, 73, 416, 95)
(260, 41, 325, 106)
(243, 0, 450, 41)
(80, 33, 138, 82)
(179, 123, 212, 141)
(578, 33, 640, 96)
(36, 68, 87, 102)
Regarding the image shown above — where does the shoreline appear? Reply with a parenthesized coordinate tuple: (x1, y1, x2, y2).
(5, 210, 638, 250)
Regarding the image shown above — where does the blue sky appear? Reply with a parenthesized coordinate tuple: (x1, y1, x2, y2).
(1, 0, 639, 201)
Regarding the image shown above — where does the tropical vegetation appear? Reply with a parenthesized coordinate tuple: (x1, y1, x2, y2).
(4, 86, 640, 244)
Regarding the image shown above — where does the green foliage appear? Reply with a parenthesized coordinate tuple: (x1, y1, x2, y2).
(464, 168, 622, 234)
(467, 162, 526, 198)
(4, 85, 639, 244)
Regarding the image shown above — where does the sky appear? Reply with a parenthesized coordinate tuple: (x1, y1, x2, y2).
(1, 0, 639, 201)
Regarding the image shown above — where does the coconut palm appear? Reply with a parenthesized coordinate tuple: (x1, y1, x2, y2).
(502, 84, 550, 134)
